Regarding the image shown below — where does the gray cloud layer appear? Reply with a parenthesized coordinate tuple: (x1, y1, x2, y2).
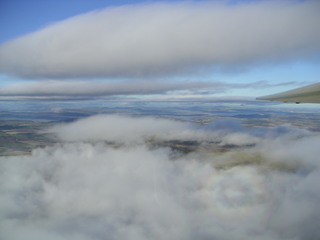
(0, 80, 288, 97)
(0, 80, 215, 96)
(0, 1, 319, 79)
(1, 115, 320, 240)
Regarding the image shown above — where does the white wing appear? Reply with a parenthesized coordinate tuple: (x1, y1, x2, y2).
(257, 83, 320, 104)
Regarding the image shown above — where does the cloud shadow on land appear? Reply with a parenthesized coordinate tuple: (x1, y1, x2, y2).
(1, 115, 320, 240)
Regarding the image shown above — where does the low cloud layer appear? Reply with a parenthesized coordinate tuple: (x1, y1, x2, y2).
(0, 1, 319, 79)
(0, 80, 215, 96)
(0, 80, 295, 97)
(1, 115, 320, 240)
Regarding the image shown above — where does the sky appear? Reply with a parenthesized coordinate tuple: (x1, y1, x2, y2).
(0, 0, 319, 99)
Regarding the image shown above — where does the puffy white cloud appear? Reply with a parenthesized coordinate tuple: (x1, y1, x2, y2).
(47, 114, 262, 146)
(1, 115, 320, 240)
(0, 1, 319, 79)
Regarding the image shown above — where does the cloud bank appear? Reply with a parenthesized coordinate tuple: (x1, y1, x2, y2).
(0, 1, 319, 79)
(0, 80, 289, 97)
(1, 115, 320, 240)
(0, 80, 215, 96)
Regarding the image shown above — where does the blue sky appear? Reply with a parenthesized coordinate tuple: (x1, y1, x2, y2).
(0, 0, 319, 99)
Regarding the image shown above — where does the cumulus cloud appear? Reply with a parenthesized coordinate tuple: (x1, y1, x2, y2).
(0, 1, 319, 79)
(47, 115, 261, 146)
(1, 114, 320, 240)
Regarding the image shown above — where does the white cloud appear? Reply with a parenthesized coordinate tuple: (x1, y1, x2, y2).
(47, 114, 260, 145)
(0, 1, 319, 79)
(1, 115, 320, 240)
(47, 114, 206, 144)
